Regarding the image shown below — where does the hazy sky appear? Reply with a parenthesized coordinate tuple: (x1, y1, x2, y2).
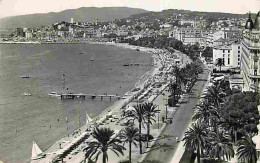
(0, 0, 259, 18)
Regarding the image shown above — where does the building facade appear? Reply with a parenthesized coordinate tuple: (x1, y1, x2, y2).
(169, 27, 206, 46)
(213, 43, 241, 69)
(241, 12, 260, 92)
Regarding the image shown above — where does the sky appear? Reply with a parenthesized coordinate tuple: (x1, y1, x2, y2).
(0, 0, 259, 18)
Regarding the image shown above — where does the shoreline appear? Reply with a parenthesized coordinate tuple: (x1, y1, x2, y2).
(30, 42, 163, 163)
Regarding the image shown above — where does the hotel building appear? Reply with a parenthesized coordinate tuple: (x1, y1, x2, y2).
(241, 12, 260, 92)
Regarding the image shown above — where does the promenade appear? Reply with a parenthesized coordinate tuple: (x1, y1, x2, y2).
(144, 65, 210, 163)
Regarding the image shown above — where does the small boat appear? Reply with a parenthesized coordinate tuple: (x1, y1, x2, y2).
(21, 75, 30, 78)
(90, 56, 94, 61)
(48, 92, 61, 97)
(31, 141, 45, 160)
(23, 92, 32, 96)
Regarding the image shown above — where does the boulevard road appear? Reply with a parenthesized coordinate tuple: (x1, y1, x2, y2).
(144, 67, 210, 163)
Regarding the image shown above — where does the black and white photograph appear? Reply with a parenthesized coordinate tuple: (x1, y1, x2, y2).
(0, 0, 260, 163)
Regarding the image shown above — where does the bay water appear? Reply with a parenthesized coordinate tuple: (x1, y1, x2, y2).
(0, 43, 153, 163)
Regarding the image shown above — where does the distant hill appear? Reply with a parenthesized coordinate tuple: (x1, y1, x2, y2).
(0, 7, 147, 29)
(129, 9, 250, 23)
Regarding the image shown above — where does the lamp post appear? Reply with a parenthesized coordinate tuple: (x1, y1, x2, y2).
(165, 103, 168, 120)
(163, 99, 168, 120)
(157, 106, 160, 132)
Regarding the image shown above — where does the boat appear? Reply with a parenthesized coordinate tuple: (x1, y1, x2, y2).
(21, 75, 30, 78)
(31, 141, 45, 160)
(48, 92, 61, 97)
(90, 56, 94, 61)
(23, 92, 32, 96)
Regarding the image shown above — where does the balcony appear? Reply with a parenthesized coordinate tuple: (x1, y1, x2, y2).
(249, 74, 260, 79)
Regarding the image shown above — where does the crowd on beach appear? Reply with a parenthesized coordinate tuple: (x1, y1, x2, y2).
(31, 42, 192, 163)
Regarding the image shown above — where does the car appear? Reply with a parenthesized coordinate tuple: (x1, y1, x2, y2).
(140, 134, 154, 142)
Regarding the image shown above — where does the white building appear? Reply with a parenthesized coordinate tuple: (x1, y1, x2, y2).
(25, 30, 33, 39)
(169, 27, 206, 46)
(213, 43, 241, 69)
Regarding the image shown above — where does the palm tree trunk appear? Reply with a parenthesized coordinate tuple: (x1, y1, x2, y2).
(173, 88, 176, 103)
(139, 121, 142, 154)
(147, 117, 150, 148)
(235, 130, 237, 143)
(197, 145, 200, 163)
(129, 142, 132, 163)
(103, 152, 106, 163)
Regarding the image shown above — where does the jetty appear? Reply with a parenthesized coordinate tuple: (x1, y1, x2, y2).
(60, 93, 126, 100)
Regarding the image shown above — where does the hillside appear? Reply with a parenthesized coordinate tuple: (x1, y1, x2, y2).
(129, 9, 249, 23)
(0, 7, 147, 29)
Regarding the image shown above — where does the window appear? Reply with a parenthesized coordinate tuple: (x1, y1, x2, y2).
(238, 46, 240, 49)
(228, 54, 230, 57)
(228, 50, 230, 53)
(238, 54, 240, 57)
(223, 54, 225, 57)
(238, 62, 240, 65)
(228, 58, 230, 64)
(238, 58, 240, 61)
(254, 70, 257, 76)
(223, 50, 225, 53)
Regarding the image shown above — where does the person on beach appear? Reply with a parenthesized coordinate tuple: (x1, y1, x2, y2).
(176, 136, 179, 142)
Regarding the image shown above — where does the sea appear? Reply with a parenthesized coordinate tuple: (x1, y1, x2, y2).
(0, 43, 153, 163)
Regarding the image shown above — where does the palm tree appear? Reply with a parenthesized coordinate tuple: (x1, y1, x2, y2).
(84, 127, 125, 163)
(192, 100, 219, 126)
(204, 84, 222, 108)
(237, 133, 258, 163)
(168, 82, 178, 101)
(120, 127, 139, 163)
(216, 58, 224, 71)
(143, 102, 159, 147)
(125, 103, 146, 154)
(206, 130, 234, 161)
(182, 122, 209, 163)
(172, 65, 185, 99)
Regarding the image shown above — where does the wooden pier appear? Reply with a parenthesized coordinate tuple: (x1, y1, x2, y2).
(60, 93, 125, 100)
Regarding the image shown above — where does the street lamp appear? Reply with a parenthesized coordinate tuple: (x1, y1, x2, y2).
(157, 106, 160, 132)
(163, 99, 168, 120)
(165, 103, 168, 119)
